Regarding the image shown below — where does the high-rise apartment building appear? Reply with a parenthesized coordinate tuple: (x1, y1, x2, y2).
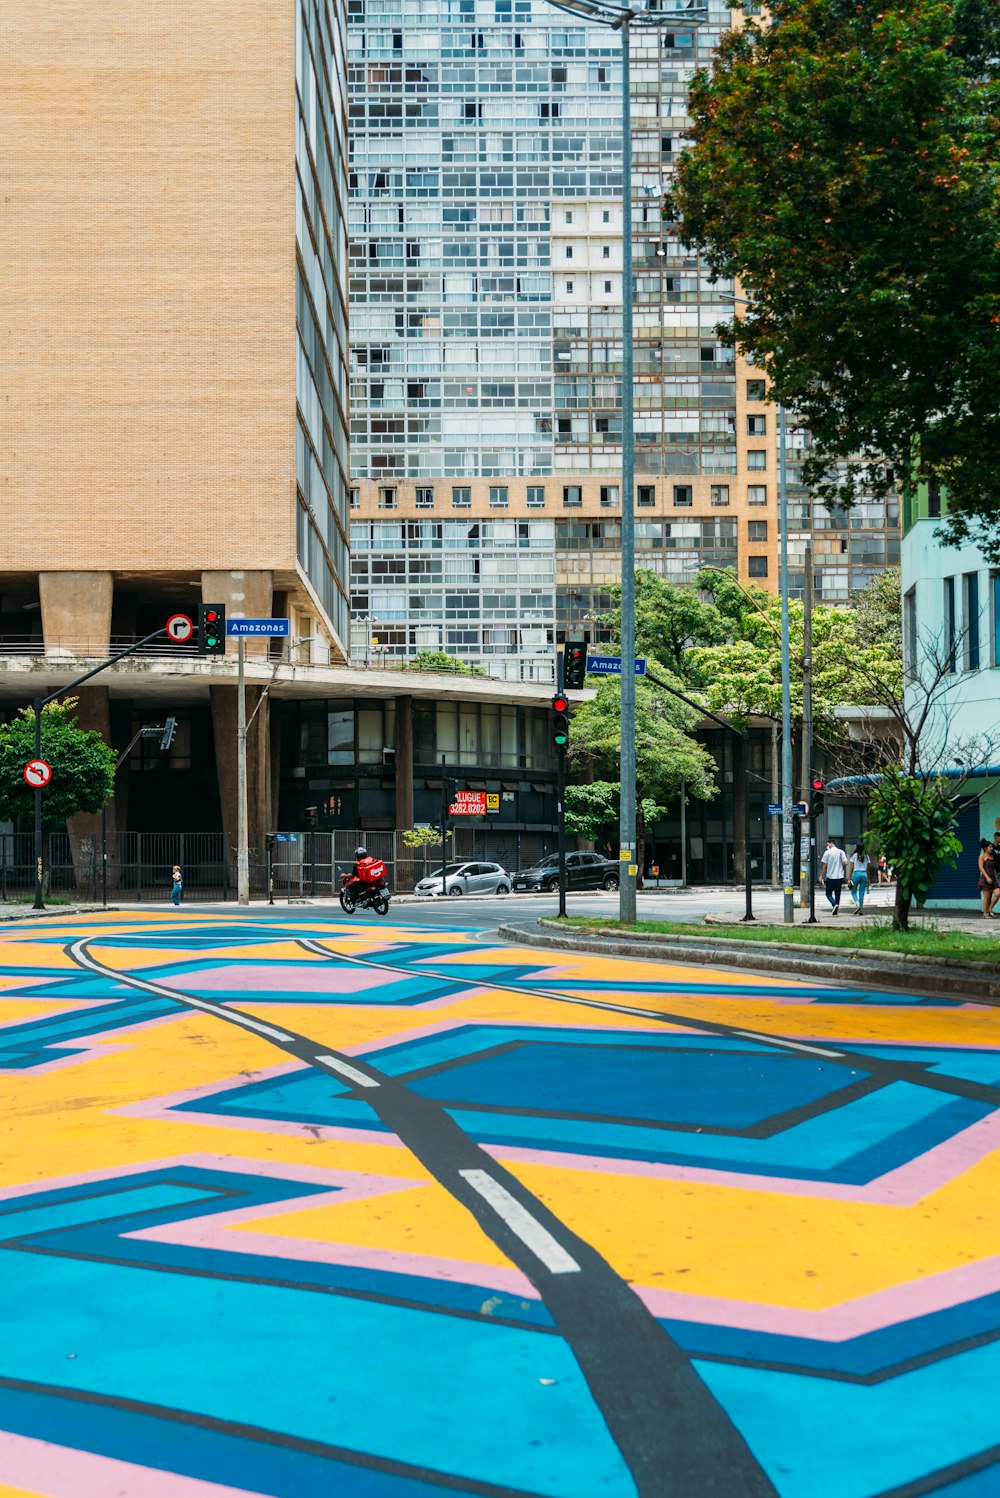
(346, 0, 899, 677)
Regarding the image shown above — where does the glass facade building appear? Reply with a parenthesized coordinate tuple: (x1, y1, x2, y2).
(297, 0, 353, 647)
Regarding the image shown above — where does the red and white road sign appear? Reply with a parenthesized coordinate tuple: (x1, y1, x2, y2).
(165, 613, 194, 644)
(23, 759, 52, 788)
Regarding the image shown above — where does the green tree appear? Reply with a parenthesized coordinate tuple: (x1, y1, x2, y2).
(688, 570, 901, 731)
(597, 571, 727, 681)
(409, 650, 486, 678)
(867, 772, 962, 931)
(850, 567, 903, 655)
(668, 0, 1000, 552)
(0, 702, 115, 886)
(565, 781, 668, 857)
(567, 677, 716, 887)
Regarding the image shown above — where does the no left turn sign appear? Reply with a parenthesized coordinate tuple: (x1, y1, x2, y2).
(165, 613, 194, 644)
(24, 759, 52, 788)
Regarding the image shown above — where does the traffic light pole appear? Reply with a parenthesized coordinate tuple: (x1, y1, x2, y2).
(31, 626, 167, 912)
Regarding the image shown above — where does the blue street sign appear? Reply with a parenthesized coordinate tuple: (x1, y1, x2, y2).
(225, 618, 291, 637)
(274, 833, 299, 843)
(767, 802, 811, 817)
(767, 803, 783, 817)
(585, 655, 647, 676)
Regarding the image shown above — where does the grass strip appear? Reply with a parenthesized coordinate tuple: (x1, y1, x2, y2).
(548, 917, 1000, 966)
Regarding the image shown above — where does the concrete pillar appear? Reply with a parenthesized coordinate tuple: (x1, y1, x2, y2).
(395, 695, 415, 892)
(64, 686, 114, 891)
(39, 572, 113, 657)
(204, 571, 274, 877)
(210, 684, 271, 870)
(201, 570, 273, 660)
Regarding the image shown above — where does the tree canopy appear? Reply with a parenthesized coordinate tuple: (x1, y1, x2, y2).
(0, 701, 115, 827)
(686, 569, 902, 731)
(598, 571, 727, 682)
(668, 0, 1000, 552)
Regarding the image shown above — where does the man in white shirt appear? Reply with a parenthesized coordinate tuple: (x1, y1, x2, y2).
(820, 839, 849, 915)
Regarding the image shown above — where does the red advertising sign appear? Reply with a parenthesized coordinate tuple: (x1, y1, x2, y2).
(449, 793, 487, 815)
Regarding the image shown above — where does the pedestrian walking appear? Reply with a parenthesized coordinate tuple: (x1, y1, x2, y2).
(977, 841, 999, 919)
(820, 838, 848, 915)
(847, 844, 871, 913)
(170, 865, 183, 907)
(877, 853, 890, 886)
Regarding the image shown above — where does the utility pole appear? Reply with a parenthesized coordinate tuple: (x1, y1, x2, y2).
(800, 543, 814, 912)
(616, 9, 637, 925)
(237, 637, 249, 905)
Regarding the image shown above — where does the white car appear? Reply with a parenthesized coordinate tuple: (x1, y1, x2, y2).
(414, 861, 511, 897)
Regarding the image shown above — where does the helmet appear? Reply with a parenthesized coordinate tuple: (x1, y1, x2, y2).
(355, 846, 368, 859)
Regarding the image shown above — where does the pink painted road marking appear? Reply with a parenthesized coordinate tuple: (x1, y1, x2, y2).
(0, 1429, 269, 1498)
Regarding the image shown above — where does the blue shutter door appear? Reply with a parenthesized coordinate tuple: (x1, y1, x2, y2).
(925, 800, 980, 902)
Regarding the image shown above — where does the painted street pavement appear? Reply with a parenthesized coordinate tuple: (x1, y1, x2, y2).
(0, 908, 998, 1497)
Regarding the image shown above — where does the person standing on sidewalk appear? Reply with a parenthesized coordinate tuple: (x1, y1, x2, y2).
(847, 844, 871, 913)
(820, 839, 848, 915)
(170, 865, 183, 907)
(977, 841, 998, 919)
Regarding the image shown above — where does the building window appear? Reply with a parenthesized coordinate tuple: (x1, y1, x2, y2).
(746, 379, 766, 401)
(964, 571, 981, 671)
(928, 481, 942, 518)
(562, 485, 582, 507)
(565, 210, 573, 223)
(661, 136, 673, 156)
(944, 575, 956, 672)
(603, 280, 612, 293)
(378, 487, 397, 510)
(602, 245, 610, 259)
(565, 246, 574, 260)
(747, 414, 767, 436)
(565, 280, 574, 293)
(673, 485, 693, 507)
(748, 556, 768, 578)
(602, 209, 610, 223)
(540, 101, 561, 120)
(349, 487, 360, 510)
(464, 101, 482, 120)
(638, 485, 656, 507)
(747, 450, 767, 471)
(904, 587, 917, 676)
(710, 484, 730, 506)
(594, 416, 609, 434)
(489, 485, 509, 508)
(415, 486, 435, 509)
(747, 485, 768, 505)
(747, 519, 768, 542)
(452, 486, 472, 509)
(557, 417, 572, 437)
(600, 485, 619, 508)
(527, 486, 545, 508)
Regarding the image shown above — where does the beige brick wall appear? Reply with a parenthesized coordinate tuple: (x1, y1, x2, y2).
(0, 3, 297, 572)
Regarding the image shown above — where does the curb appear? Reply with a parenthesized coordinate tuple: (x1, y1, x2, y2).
(496, 923, 1000, 1005)
(0, 905, 121, 923)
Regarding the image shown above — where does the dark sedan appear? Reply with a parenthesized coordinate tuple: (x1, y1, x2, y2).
(512, 851, 620, 893)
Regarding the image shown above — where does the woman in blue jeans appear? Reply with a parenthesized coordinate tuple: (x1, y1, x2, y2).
(848, 844, 871, 913)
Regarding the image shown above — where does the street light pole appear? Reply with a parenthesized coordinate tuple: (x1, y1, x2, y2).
(237, 636, 250, 905)
(778, 402, 795, 923)
(616, 9, 637, 924)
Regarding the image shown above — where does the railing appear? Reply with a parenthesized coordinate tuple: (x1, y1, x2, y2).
(0, 828, 555, 905)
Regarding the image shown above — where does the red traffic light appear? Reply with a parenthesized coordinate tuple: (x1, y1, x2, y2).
(812, 778, 825, 791)
(552, 693, 569, 714)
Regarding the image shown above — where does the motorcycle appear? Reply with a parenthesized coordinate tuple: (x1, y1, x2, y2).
(339, 869, 391, 916)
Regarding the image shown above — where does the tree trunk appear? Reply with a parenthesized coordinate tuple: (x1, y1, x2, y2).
(893, 881, 912, 932)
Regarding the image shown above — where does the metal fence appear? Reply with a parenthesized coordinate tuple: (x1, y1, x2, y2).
(0, 828, 557, 904)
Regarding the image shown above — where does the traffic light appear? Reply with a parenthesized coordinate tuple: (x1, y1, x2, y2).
(563, 641, 587, 691)
(159, 716, 177, 751)
(552, 692, 570, 750)
(811, 776, 826, 818)
(197, 604, 226, 656)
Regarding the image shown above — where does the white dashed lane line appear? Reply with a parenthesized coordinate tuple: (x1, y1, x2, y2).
(314, 1054, 381, 1088)
(458, 1169, 581, 1276)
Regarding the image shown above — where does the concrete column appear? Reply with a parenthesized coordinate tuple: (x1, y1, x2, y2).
(201, 570, 273, 660)
(64, 686, 114, 891)
(210, 684, 271, 871)
(204, 571, 274, 879)
(395, 695, 415, 893)
(39, 572, 113, 657)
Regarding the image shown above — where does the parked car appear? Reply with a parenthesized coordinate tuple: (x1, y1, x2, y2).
(414, 861, 512, 897)
(512, 851, 620, 893)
